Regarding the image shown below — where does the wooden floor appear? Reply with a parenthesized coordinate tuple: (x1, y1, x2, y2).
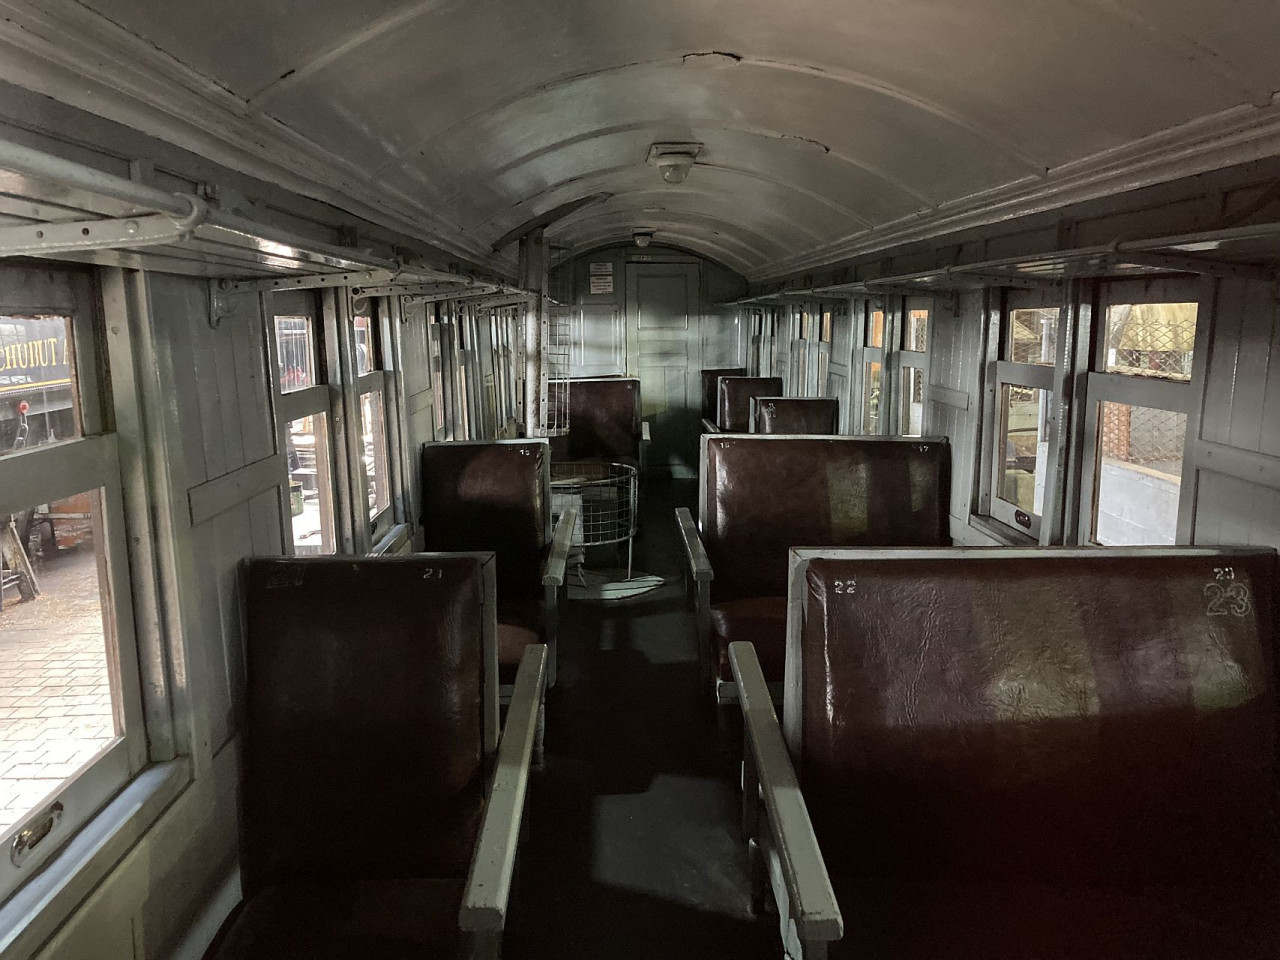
(505, 478, 780, 958)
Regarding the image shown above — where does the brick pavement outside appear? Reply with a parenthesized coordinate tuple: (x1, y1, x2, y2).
(0, 547, 116, 837)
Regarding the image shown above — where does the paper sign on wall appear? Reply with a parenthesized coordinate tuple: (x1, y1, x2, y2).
(588, 262, 614, 294)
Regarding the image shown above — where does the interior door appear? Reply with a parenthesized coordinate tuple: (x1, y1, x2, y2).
(626, 262, 700, 477)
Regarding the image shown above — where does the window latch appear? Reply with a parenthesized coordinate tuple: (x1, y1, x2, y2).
(10, 801, 63, 867)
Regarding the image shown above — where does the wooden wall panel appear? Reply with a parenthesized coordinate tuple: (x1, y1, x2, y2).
(1194, 469, 1280, 549)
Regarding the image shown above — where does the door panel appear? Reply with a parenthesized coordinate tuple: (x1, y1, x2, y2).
(570, 304, 626, 377)
(627, 264, 700, 477)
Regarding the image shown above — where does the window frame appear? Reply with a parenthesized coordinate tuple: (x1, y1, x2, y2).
(895, 296, 932, 437)
(0, 264, 151, 902)
(983, 287, 1067, 540)
(1073, 277, 1208, 547)
(265, 289, 342, 557)
(858, 299, 889, 435)
(344, 294, 400, 547)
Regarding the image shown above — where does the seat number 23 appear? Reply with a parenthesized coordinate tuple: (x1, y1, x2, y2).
(1205, 567, 1251, 617)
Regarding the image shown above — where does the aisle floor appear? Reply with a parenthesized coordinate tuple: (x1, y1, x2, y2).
(506, 479, 781, 958)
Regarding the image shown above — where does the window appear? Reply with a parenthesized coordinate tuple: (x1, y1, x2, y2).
(987, 293, 1061, 538)
(349, 296, 398, 541)
(284, 413, 335, 554)
(0, 265, 147, 900)
(1102, 301, 1197, 381)
(858, 301, 887, 433)
(817, 306, 833, 398)
(359, 390, 390, 519)
(1080, 287, 1198, 546)
(867, 307, 885, 349)
(900, 366, 926, 437)
(862, 360, 882, 434)
(269, 296, 338, 555)
(1092, 403, 1186, 545)
(897, 300, 931, 437)
(995, 383, 1052, 522)
(1010, 307, 1058, 366)
(980, 281, 1202, 545)
(905, 308, 929, 352)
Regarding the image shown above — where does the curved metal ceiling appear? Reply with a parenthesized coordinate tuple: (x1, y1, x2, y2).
(10, 0, 1280, 279)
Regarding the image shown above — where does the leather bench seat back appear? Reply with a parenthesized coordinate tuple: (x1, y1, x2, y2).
(422, 441, 547, 603)
(795, 550, 1279, 886)
(701, 367, 745, 421)
(702, 436, 950, 603)
(717, 376, 783, 432)
(240, 556, 487, 895)
(753, 397, 839, 435)
(552, 377, 641, 462)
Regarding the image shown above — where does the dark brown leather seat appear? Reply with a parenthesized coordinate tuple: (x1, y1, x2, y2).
(699, 436, 949, 685)
(205, 556, 489, 960)
(700, 366, 745, 421)
(752, 396, 839, 435)
(422, 440, 554, 685)
(717, 376, 782, 432)
(548, 377, 641, 463)
(791, 549, 1280, 960)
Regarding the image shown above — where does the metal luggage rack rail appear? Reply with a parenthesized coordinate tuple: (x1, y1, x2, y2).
(0, 137, 535, 305)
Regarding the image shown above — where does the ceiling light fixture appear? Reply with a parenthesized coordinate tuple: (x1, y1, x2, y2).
(633, 230, 654, 248)
(647, 142, 703, 186)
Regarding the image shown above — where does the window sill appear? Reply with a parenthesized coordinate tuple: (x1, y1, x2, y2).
(370, 522, 412, 556)
(966, 514, 1038, 547)
(0, 758, 191, 960)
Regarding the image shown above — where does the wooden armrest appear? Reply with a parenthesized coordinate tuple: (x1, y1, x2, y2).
(460, 644, 547, 933)
(729, 641, 842, 943)
(542, 506, 578, 586)
(700, 417, 720, 434)
(674, 507, 713, 582)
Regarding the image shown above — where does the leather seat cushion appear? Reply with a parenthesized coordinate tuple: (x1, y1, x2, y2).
(203, 880, 470, 960)
(498, 597, 545, 684)
(711, 596, 787, 682)
(828, 876, 1280, 959)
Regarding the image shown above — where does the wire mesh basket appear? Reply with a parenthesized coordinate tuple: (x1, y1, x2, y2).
(550, 460, 638, 547)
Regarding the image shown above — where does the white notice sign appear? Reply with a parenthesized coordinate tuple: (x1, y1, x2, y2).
(589, 275, 614, 294)
(588, 261, 613, 276)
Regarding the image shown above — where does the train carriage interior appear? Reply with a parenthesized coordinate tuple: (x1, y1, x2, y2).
(0, 2, 1278, 958)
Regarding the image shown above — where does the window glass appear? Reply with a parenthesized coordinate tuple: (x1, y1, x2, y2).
(905, 308, 929, 352)
(0, 492, 120, 836)
(820, 310, 832, 343)
(353, 300, 379, 376)
(1103, 302, 1198, 381)
(360, 391, 390, 519)
(1008, 307, 1058, 366)
(275, 315, 317, 392)
(0, 315, 80, 453)
(867, 309, 885, 349)
(1092, 402, 1186, 545)
(285, 413, 335, 554)
(997, 385, 1052, 519)
(901, 366, 925, 437)
(862, 360, 882, 433)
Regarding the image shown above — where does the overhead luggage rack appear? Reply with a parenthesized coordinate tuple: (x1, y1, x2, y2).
(730, 220, 1280, 303)
(0, 137, 517, 295)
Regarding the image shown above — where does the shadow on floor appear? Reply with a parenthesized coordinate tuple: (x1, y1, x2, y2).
(505, 479, 780, 959)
